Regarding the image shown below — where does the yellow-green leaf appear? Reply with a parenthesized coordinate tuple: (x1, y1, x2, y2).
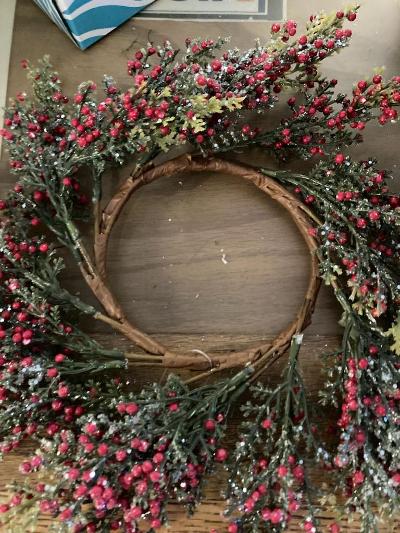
(160, 87, 172, 98)
(322, 271, 336, 286)
(206, 96, 223, 114)
(189, 95, 222, 116)
(224, 96, 245, 111)
(157, 132, 177, 152)
(384, 313, 400, 355)
(351, 301, 365, 315)
(184, 116, 206, 133)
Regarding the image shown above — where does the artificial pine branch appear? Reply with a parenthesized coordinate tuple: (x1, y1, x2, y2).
(225, 336, 328, 532)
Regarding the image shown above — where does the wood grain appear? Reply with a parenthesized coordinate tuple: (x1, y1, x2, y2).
(1, 0, 400, 530)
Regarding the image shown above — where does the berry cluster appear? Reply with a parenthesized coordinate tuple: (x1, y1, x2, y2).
(0, 6, 365, 169)
(226, 337, 327, 533)
(0, 367, 249, 532)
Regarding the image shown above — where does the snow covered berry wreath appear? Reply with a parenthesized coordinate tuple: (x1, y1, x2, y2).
(0, 5, 400, 533)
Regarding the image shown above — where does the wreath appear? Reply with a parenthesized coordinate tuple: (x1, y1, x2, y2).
(0, 5, 400, 533)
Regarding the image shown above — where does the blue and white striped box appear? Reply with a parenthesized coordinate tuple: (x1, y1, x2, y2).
(33, 0, 156, 50)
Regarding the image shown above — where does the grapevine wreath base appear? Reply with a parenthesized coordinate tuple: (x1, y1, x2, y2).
(0, 5, 400, 533)
(91, 155, 321, 373)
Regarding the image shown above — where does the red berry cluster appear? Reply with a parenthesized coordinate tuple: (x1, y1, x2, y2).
(0, 351, 238, 533)
(227, 340, 325, 533)
(0, 7, 362, 166)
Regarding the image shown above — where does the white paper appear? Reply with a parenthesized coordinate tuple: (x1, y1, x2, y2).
(140, 0, 286, 20)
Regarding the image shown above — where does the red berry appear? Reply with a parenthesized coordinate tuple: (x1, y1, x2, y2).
(336, 191, 345, 201)
(152, 452, 164, 464)
(84, 422, 97, 435)
(160, 126, 170, 136)
(215, 448, 228, 462)
(375, 404, 386, 417)
(335, 153, 345, 164)
(204, 419, 216, 431)
(308, 227, 317, 237)
(19, 461, 32, 474)
(314, 38, 324, 49)
(58, 385, 69, 398)
(352, 470, 364, 486)
(168, 402, 179, 412)
(211, 59, 222, 72)
(39, 243, 49, 253)
(261, 418, 272, 429)
(52, 399, 63, 411)
(277, 465, 288, 477)
(368, 210, 380, 221)
(348, 399, 358, 411)
(116, 403, 126, 414)
(392, 92, 400, 103)
(116, 450, 127, 462)
(98, 443, 108, 456)
(271, 23, 281, 33)
(196, 74, 207, 86)
(356, 218, 367, 229)
(125, 402, 139, 415)
(270, 508, 284, 524)
(357, 80, 367, 91)
(47, 368, 58, 378)
(369, 345, 379, 356)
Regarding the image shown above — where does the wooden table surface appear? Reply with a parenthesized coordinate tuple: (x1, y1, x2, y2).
(1, 1, 400, 531)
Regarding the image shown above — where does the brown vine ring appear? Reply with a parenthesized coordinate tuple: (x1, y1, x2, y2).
(89, 154, 321, 372)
